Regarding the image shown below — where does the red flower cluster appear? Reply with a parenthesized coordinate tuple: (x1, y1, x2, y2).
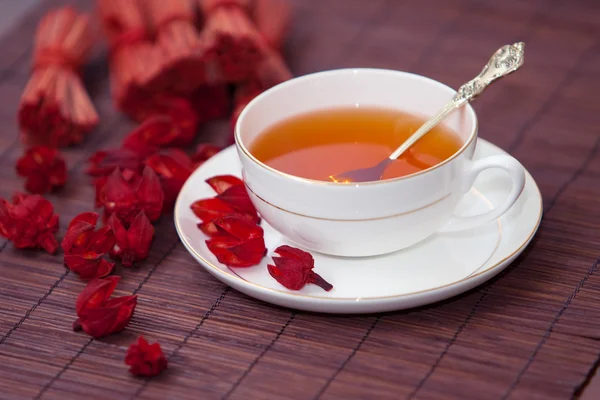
(191, 175, 266, 267)
(0, 193, 59, 254)
(73, 276, 137, 338)
(88, 117, 223, 214)
(192, 175, 333, 291)
(125, 336, 168, 377)
(62, 212, 115, 280)
(16, 146, 67, 194)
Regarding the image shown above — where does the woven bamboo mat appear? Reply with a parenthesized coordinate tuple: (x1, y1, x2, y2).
(1, 0, 600, 399)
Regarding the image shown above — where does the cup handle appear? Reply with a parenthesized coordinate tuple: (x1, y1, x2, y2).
(439, 155, 526, 232)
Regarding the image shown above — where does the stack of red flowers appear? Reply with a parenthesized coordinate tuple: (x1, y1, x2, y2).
(98, 0, 293, 145)
(18, 7, 98, 147)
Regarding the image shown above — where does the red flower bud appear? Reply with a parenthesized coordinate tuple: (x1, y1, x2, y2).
(206, 214, 266, 267)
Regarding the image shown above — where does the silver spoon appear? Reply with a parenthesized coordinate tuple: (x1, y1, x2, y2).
(330, 42, 526, 183)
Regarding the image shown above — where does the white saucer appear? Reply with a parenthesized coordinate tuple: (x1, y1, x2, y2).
(174, 139, 542, 314)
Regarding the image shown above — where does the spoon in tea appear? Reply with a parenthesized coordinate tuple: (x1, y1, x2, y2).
(329, 42, 526, 183)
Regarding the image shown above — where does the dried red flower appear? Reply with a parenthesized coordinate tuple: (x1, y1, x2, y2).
(16, 146, 67, 194)
(100, 166, 164, 225)
(107, 211, 154, 267)
(121, 115, 182, 154)
(144, 149, 194, 209)
(87, 148, 145, 178)
(73, 276, 137, 338)
(206, 214, 266, 267)
(125, 336, 168, 377)
(267, 245, 333, 291)
(192, 143, 222, 165)
(62, 212, 116, 280)
(0, 193, 59, 254)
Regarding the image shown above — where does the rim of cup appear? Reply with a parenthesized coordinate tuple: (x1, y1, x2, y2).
(234, 68, 480, 186)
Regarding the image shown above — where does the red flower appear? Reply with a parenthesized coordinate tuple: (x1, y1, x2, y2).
(87, 148, 145, 177)
(121, 115, 182, 154)
(0, 193, 59, 254)
(62, 212, 116, 280)
(100, 166, 164, 225)
(144, 149, 194, 209)
(16, 146, 67, 194)
(107, 211, 154, 267)
(73, 276, 137, 338)
(206, 214, 266, 267)
(267, 245, 333, 291)
(125, 336, 168, 377)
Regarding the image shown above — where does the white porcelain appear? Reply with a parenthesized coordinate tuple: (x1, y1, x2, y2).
(174, 139, 542, 314)
(234, 69, 526, 257)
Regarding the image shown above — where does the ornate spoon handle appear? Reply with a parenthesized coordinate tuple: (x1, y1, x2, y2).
(388, 42, 525, 161)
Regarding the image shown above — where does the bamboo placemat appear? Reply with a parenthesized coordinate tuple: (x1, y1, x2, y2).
(1, 0, 600, 399)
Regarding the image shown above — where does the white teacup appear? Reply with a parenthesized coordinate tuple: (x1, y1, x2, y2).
(235, 68, 525, 257)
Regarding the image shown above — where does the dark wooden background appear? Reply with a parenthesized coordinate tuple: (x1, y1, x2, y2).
(1, 0, 600, 399)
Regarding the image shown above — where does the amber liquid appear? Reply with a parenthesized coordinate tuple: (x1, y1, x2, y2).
(249, 107, 463, 182)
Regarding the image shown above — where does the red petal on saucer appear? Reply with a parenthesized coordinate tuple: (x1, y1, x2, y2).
(190, 198, 235, 222)
(216, 185, 259, 222)
(206, 175, 244, 195)
(205, 214, 267, 267)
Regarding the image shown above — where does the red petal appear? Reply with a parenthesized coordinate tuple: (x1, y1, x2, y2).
(190, 198, 235, 222)
(213, 214, 264, 241)
(216, 185, 258, 220)
(206, 175, 244, 195)
(107, 213, 128, 258)
(206, 236, 266, 267)
(61, 212, 99, 253)
(273, 245, 314, 269)
(75, 276, 120, 315)
(136, 167, 164, 222)
(37, 231, 59, 254)
(126, 211, 154, 266)
(198, 221, 222, 237)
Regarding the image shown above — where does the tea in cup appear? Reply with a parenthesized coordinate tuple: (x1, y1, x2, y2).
(235, 68, 525, 257)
